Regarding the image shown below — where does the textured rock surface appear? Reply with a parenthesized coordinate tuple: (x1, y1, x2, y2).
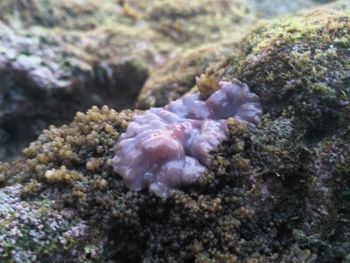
(0, 0, 327, 161)
(0, 7, 349, 262)
(0, 0, 256, 161)
(0, 106, 134, 262)
(135, 42, 237, 109)
(0, 22, 148, 161)
(135, 0, 327, 110)
(218, 8, 350, 135)
(0, 184, 104, 262)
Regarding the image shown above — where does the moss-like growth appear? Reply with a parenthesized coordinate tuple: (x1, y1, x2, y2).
(215, 9, 350, 137)
(0, 106, 137, 261)
(196, 73, 220, 99)
(1, 95, 349, 262)
(1, 6, 350, 263)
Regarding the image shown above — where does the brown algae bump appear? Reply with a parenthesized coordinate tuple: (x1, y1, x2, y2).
(113, 79, 262, 198)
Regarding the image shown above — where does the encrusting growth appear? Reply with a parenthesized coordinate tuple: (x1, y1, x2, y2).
(113, 79, 262, 198)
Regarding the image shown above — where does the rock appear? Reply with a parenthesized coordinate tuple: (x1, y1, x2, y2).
(0, 0, 257, 160)
(0, 8, 349, 262)
(142, 0, 255, 46)
(0, 184, 105, 262)
(247, 0, 319, 18)
(135, 42, 237, 109)
(0, 21, 148, 161)
(221, 8, 350, 135)
(135, 0, 326, 111)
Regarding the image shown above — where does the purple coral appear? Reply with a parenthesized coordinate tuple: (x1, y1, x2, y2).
(113, 79, 262, 198)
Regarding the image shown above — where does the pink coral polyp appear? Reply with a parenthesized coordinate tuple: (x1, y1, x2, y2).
(113, 79, 262, 198)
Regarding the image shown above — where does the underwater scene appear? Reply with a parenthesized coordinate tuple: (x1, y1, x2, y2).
(0, 0, 349, 262)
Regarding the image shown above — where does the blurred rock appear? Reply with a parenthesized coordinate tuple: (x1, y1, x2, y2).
(0, 21, 148, 160)
(0, 0, 259, 160)
(135, 42, 237, 109)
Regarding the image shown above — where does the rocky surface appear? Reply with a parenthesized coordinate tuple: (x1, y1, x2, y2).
(0, 21, 148, 161)
(0, 6, 349, 262)
(0, 0, 322, 161)
(0, 0, 257, 161)
(135, 42, 236, 109)
(134, 0, 335, 111)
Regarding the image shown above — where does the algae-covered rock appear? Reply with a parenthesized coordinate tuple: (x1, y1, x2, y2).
(0, 0, 257, 161)
(217, 8, 350, 135)
(0, 5, 350, 263)
(142, 0, 255, 47)
(1, 96, 349, 262)
(0, 184, 107, 262)
(135, 42, 236, 109)
(1, 106, 136, 261)
(134, 0, 328, 111)
(0, 21, 148, 161)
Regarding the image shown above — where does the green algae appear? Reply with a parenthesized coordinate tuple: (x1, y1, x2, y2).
(211, 9, 350, 137)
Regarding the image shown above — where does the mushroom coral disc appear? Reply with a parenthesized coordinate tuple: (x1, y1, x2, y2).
(113, 79, 262, 198)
